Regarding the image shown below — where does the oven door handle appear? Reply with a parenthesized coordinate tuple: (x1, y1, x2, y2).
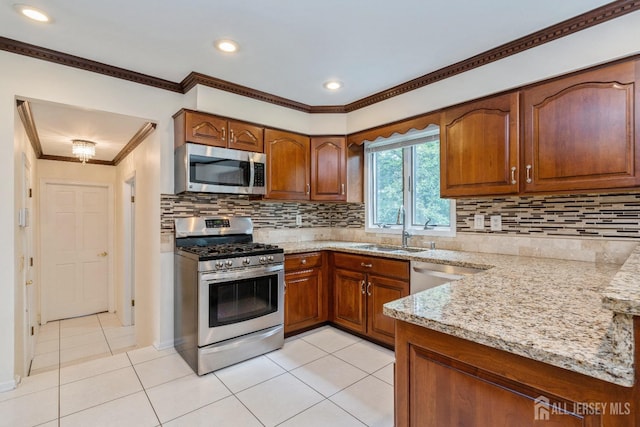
(201, 264, 283, 283)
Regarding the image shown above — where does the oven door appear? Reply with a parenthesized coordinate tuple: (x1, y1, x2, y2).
(198, 264, 284, 347)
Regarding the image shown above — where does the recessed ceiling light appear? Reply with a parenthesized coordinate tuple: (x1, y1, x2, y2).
(215, 39, 239, 53)
(13, 4, 51, 22)
(323, 80, 343, 91)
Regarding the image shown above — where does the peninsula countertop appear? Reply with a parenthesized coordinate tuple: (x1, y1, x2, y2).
(279, 240, 639, 387)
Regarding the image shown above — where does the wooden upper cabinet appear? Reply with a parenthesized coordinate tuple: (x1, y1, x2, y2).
(174, 110, 227, 148)
(440, 92, 520, 197)
(265, 129, 310, 200)
(174, 110, 265, 152)
(522, 60, 640, 193)
(228, 120, 264, 152)
(310, 137, 347, 201)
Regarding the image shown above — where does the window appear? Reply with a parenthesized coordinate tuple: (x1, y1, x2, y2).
(365, 125, 455, 236)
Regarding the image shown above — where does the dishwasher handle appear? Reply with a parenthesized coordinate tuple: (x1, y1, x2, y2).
(411, 266, 465, 281)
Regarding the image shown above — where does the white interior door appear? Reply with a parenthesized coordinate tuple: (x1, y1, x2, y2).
(42, 182, 111, 321)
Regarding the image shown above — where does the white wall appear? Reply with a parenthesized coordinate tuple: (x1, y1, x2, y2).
(1, 50, 183, 388)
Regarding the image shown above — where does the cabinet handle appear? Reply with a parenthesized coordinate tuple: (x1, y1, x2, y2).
(300, 259, 307, 265)
(360, 262, 373, 268)
(221, 127, 226, 142)
(284, 281, 286, 294)
(341, 183, 345, 195)
(526, 164, 532, 183)
(360, 280, 366, 294)
(306, 184, 310, 195)
(230, 129, 235, 143)
(510, 166, 516, 185)
(366, 282, 372, 296)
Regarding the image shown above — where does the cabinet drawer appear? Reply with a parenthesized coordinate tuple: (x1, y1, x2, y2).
(285, 252, 323, 271)
(333, 252, 409, 280)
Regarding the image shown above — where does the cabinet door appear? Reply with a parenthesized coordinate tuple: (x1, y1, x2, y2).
(265, 129, 310, 200)
(366, 274, 408, 346)
(332, 268, 366, 334)
(182, 110, 227, 147)
(284, 268, 323, 334)
(228, 120, 264, 152)
(523, 60, 640, 193)
(440, 92, 519, 197)
(310, 137, 347, 201)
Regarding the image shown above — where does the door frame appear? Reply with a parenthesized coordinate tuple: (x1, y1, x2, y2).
(39, 178, 115, 324)
(121, 173, 136, 327)
(21, 153, 35, 375)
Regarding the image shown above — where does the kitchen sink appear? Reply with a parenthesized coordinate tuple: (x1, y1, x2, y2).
(354, 244, 426, 253)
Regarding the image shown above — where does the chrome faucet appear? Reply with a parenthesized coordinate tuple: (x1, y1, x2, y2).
(397, 205, 411, 248)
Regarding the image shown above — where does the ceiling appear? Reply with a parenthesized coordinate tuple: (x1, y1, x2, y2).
(4, 1, 627, 163)
(1, 0, 615, 106)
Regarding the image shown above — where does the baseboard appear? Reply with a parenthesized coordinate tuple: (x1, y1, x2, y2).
(0, 376, 19, 393)
(153, 339, 175, 351)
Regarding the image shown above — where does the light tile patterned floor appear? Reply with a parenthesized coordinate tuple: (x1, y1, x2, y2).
(30, 312, 137, 376)
(2, 325, 395, 427)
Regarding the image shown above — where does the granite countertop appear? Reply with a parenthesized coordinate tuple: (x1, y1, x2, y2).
(279, 240, 639, 387)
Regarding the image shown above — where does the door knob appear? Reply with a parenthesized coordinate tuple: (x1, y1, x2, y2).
(26, 280, 33, 286)
(98, 252, 108, 257)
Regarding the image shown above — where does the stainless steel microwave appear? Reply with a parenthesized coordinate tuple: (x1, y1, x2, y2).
(175, 143, 266, 195)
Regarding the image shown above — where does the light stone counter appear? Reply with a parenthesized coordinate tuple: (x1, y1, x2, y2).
(279, 240, 640, 387)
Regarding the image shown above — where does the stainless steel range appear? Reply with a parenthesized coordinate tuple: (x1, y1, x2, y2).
(174, 216, 284, 375)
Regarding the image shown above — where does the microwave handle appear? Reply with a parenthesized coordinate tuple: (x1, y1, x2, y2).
(249, 155, 255, 190)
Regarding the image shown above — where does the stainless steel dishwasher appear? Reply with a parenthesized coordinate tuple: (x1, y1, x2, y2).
(410, 261, 484, 293)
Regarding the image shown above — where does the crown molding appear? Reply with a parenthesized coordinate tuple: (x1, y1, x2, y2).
(2, 0, 639, 114)
(113, 122, 156, 165)
(0, 36, 183, 93)
(180, 72, 314, 113)
(344, 0, 640, 112)
(16, 100, 43, 157)
(16, 99, 155, 166)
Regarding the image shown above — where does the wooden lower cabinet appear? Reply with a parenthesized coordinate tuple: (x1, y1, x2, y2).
(333, 268, 367, 334)
(332, 253, 409, 346)
(395, 319, 639, 427)
(284, 252, 327, 334)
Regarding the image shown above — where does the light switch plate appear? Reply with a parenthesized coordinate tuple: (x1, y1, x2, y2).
(473, 214, 485, 230)
(490, 215, 502, 231)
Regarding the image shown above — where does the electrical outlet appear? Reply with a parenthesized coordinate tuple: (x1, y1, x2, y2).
(295, 214, 302, 226)
(473, 214, 485, 230)
(490, 215, 502, 231)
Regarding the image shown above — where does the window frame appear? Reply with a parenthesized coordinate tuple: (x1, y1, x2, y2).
(364, 128, 456, 238)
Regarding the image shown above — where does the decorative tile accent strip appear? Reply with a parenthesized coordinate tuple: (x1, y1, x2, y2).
(456, 192, 640, 239)
(161, 193, 365, 232)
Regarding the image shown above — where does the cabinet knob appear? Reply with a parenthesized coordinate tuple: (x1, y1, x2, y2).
(300, 259, 307, 265)
(360, 262, 373, 268)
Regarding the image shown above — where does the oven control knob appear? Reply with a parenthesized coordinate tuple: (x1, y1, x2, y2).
(243, 258, 251, 265)
(267, 255, 274, 262)
(215, 261, 224, 269)
(225, 260, 233, 267)
(259, 256, 266, 264)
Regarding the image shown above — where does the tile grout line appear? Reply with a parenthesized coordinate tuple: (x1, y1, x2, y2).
(57, 320, 61, 427)
(126, 352, 163, 426)
(96, 313, 114, 356)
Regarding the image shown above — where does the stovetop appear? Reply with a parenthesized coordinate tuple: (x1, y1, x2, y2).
(178, 242, 283, 261)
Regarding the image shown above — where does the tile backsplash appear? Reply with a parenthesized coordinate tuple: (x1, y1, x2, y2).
(162, 191, 640, 241)
(161, 193, 364, 232)
(457, 192, 640, 239)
